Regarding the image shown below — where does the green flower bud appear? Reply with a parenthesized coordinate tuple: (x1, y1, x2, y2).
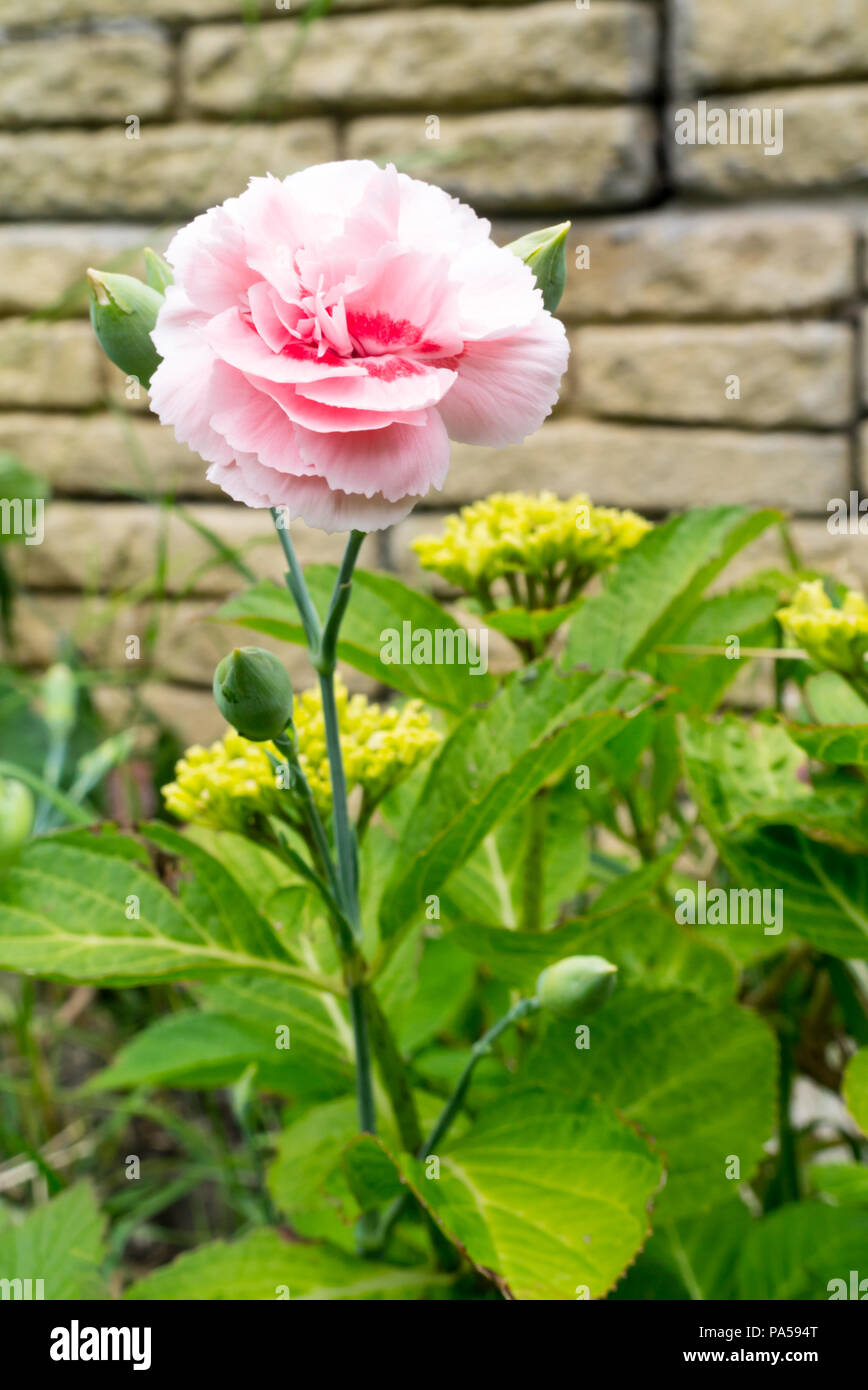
(213, 647, 293, 742)
(536, 954, 617, 1020)
(0, 778, 35, 852)
(87, 267, 164, 389)
(41, 662, 77, 739)
(144, 247, 174, 293)
(505, 222, 570, 314)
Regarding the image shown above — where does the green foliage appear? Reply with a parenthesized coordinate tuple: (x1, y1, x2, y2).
(1, 496, 866, 1303)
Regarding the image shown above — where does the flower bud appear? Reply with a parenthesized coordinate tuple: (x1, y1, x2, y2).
(40, 662, 77, 739)
(213, 647, 293, 742)
(0, 778, 35, 852)
(505, 222, 570, 314)
(144, 247, 174, 293)
(536, 954, 617, 1020)
(87, 267, 163, 389)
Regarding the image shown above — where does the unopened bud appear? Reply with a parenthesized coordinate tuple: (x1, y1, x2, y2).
(87, 268, 163, 389)
(213, 647, 294, 742)
(536, 954, 617, 1020)
(0, 779, 34, 852)
(505, 222, 570, 314)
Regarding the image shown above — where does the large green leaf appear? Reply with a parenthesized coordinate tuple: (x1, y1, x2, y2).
(680, 716, 868, 958)
(564, 506, 779, 673)
(218, 568, 496, 710)
(378, 664, 655, 944)
(85, 1005, 351, 1100)
(786, 722, 868, 766)
(0, 1183, 106, 1300)
(657, 586, 780, 714)
(125, 1228, 446, 1300)
(810, 1163, 868, 1207)
(527, 986, 777, 1219)
(843, 1048, 868, 1135)
(449, 903, 734, 1000)
(611, 1199, 753, 1300)
(0, 826, 325, 988)
(736, 1203, 868, 1299)
(378, 1091, 663, 1300)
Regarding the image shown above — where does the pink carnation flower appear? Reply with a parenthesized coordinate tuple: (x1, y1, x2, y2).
(149, 161, 569, 533)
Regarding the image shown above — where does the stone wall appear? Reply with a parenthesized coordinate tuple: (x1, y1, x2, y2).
(1, 0, 867, 742)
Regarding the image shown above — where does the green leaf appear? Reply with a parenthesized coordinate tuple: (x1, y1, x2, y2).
(125, 1228, 446, 1300)
(843, 1048, 868, 1135)
(450, 903, 734, 1000)
(527, 986, 777, 1219)
(267, 1097, 362, 1247)
(804, 670, 868, 723)
(378, 925, 477, 1055)
(564, 506, 779, 673)
(786, 721, 868, 766)
(680, 715, 868, 958)
(393, 1091, 662, 1300)
(85, 1005, 350, 1100)
(657, 586, 780, 713)
(0, 1183, 106, 1300)
(0, 827, 325, 988)
(810, 1163, 868, 1207)
(612, 1199, 752, 1300)
(378, 664, 655, 943)
(480, 595, 584, 643)
(219, 569, 496, 710)
(736, 1203, 868, 1300)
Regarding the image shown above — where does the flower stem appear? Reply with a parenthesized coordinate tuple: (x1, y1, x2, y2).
(375, 996, 541, 1251)
(269, 516, 375, 1168)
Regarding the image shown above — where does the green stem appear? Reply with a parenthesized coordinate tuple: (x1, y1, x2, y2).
(376, 996, 540, 1250)
(270, 506, 322, 650)
(269, 517, 378, 1259)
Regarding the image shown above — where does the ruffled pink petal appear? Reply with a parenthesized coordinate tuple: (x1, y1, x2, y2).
(296, 410, 449, 502)
(247, 281, 292, 354)
(206, 456, 289, 508)
(277, 475, 419, 533)
(297, 356, 456, 412)
(149, 290, 235, 467)
(205, 307, 366, 384)
(341, 246, 463, 358)
(435, 311, 569, 446)
(250, 375, 421, 434)
(164, 202, 258, 318)
(209, 371, 311, 477)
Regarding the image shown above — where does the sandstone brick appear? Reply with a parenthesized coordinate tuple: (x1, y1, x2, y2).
(0, 320, 102, 408)
(0, 32, 172, 127)
(570, 322, 854, 427)
(0, 413, 211, 497)
(0, 225, 166, 317)
(413, 418, 849, 514)
(184, 5, 655, 116)
(0, 122, 338, 220)
(493, 208, 856, 322)
(671, 87, 868, 198)
(347, 106, 657, 211)
(1, 0, 468, 22)
(670, 0, 868, 96)
(4, 501, 348, 596)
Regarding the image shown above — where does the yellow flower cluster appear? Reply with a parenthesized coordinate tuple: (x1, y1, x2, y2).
(777, 579, 868, 677)
(162, 682, 441, 831)
(292, 681, 442, 811)
(412, 492, 650, 605)
(162, 732, 282, 832)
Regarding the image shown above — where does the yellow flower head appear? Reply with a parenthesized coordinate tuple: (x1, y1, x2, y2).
(162, 682, 441, 830)
(777, 579, 868, 677)
(161, 732, 282, 833)
(412, 492, 650, 606)
(292, 680, 442, 811)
